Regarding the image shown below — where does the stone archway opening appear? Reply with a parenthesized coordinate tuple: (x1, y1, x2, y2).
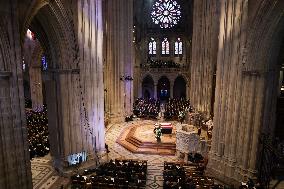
(173, 75, 187, 99)
(22, 29, 50, 160)
(157, 76, 170, 101)
(142, 75, 154, 99)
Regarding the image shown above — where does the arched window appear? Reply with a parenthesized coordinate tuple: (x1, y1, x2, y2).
(41, 55, 48, 71)
(148, 38, 157, 55)
(174, 38, 183, 55)
(162, 38, 170, 55)
(26, 29, 35, 40)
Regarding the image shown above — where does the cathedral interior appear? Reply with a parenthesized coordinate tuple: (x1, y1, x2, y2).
(0, 0, 283, 188)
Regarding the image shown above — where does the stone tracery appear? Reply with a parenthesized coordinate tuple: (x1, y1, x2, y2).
(151, 0, 181, 28)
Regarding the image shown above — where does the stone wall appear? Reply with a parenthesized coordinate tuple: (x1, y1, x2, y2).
(0, 1, 33, 188)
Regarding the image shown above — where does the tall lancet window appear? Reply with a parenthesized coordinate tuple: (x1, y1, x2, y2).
(26, 29, 35, 40)
(162, 38, 170, 55)
(174, 38, 183, 55)
(148, 37, 157, 55)
(41, 55, 48, 71)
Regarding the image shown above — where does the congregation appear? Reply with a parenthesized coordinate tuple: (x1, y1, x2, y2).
(163, 161, 221, 189)
(164, 98, 192, 120)
(133, 98, 192, 120)
(71, 159, 147, 189)
(133, 98, 160, 119)
(26, 105, 50, 159)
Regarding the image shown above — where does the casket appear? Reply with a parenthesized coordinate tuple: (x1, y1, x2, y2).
(160, 123, 172, 134)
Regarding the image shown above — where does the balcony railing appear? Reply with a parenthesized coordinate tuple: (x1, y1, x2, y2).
(140, 65, 189, 73)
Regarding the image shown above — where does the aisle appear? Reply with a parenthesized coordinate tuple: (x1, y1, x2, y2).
(31, 155, 59, 189)
(146, 162, 165, 188)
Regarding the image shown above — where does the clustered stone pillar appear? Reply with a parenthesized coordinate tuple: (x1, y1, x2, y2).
(0, 1, 32, 188)
(29, 42, 44, 111)
(77, 0, 105, 154)
(104, 0, 134, 122)
(190, 0, 220, 117)
(23, 38, 44, 111)
(43, 0, 106, 172)
(29, 66, 43, 110)
(207, 0, 250, 185)
(45, 71, 83, 170)
(154, 82, 157, 99)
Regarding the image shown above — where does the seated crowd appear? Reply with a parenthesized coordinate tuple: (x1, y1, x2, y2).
(26, 105, 50, 159)
(133, 98, 192, 120)
(163, 160, 223, 189)
(164, 98, 192, 120)
(71, 159, 147, 189)
(133, 98, 160, 119)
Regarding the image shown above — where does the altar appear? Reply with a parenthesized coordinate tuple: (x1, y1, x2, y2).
(160, 122, 173, 134)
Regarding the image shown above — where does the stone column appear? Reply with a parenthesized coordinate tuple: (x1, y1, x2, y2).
(137, 76, 142, 98)
(169, 78, 174, 98)
(77, 0, 105, 153)
(29, 65, 43, 110)
(24, 39, 44, 111)
(190, 0, 220, 117)
(154, 83, 157, 99)
(104, 0, 134, 122)
(207, 0, 250, 185)
(186, 83, 190, 100)
(44, 69, 93, 173)
(47, 0, 106, 172)
(0, 1, 32, 188)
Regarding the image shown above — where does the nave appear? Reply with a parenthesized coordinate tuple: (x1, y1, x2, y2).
(31, 119, 219, 189)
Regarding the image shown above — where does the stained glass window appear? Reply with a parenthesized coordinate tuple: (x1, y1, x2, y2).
(175, 38, 182, 55)
(41, 55, 48, 70)
(149, 38, 157, 55)
(162, 38, 170, 55)
(26, 29, 35, 40)
(151, 0, 181, 29)
(22, 57, 26, 71)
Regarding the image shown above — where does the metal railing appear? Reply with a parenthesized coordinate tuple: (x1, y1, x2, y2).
(258, 134, 284, 188)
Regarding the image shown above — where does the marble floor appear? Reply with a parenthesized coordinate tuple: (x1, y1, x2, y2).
(31, 155, 60, 189)
(106, 120, 181, 188)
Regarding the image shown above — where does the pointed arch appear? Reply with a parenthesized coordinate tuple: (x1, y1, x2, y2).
(174, 37, 183, 55)
(142, 74, 155, 99)
(173, 75, 187, 99)
(148, 37, 157, 55)
(157, 76, 170, 100)
(162, 37, 170, 55)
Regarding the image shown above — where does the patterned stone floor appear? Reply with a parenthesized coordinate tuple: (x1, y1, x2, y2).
(106, 120, 181, 189)
(31, 155, 60, 189)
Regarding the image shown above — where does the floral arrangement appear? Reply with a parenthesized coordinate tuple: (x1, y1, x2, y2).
(154, 124, 162, 141)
